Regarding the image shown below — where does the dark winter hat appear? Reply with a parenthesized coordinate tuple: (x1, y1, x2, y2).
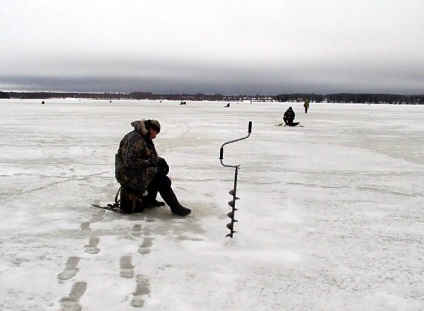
(146, 119, 161, 133)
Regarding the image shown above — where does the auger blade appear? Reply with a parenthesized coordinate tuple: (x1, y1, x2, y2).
(226, 232, 236, 238)
(228, 190, 240, 199)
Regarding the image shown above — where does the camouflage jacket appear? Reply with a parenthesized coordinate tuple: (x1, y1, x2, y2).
(284, 109, 295, 120)
(115, 120, 158, 193)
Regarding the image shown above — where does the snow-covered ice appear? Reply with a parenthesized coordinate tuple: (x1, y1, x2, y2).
(0, 99, 423, 310)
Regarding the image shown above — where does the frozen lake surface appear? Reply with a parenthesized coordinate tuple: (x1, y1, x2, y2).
(0, 99, 423, 310)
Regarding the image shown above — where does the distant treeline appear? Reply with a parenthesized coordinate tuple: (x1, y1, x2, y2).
(1, 91, 242, 102)
(1, 91, 423, 104)
(275, 93, 423, 104)
(1, 91, 128, 100)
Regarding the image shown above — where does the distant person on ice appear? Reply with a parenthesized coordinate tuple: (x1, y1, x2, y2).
(283, 107, 296, 126)
(115, 119, 191, 216)
(304, 100, 309, 113)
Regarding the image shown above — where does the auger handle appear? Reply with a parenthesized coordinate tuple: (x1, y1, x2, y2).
(220, 121, 252, 167)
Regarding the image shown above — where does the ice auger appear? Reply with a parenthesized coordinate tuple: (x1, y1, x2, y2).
(219, 121, 252, 238)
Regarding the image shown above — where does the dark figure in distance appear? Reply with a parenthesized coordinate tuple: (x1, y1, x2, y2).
(283, 107, 296, 126)
(304, 100, 309, 113)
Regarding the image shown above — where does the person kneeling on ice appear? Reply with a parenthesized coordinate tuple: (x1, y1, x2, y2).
(283, 107, 296, 125)
(115, 119, 191, 216)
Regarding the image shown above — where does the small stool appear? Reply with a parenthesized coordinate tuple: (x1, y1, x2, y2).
(120, 187, 144, 213)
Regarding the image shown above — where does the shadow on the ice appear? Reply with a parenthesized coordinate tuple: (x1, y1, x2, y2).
(91, 203, 206, 237)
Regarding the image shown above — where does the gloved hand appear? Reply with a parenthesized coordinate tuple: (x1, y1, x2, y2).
(158, 157, 169, 175)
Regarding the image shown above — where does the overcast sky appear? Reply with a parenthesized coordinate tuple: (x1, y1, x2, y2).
(1, 0, 423, 95)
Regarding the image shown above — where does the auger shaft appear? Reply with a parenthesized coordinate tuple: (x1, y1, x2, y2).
(219, 121, 252, 238)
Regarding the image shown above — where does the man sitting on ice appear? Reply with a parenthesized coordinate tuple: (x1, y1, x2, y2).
(115, 119, 191, 216)
(283, 107, 296, 126)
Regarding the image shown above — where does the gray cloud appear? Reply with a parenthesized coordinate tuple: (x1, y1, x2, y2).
(1, 0, 423, 95)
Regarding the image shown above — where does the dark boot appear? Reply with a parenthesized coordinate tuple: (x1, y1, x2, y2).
(143, 189, 165, 208)
(143, 197, 165, 208)
(161, 189, 191, 216)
